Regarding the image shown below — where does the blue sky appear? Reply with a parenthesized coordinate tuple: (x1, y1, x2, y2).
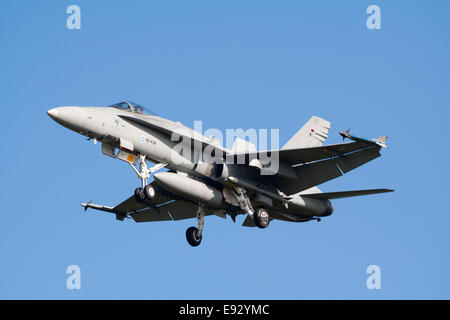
(0, 0, 449, 299)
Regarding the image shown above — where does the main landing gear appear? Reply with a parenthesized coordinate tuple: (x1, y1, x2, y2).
(234, 186, 270, 229)
(254, 207, 270, 228)
(186, 204, 205, 247)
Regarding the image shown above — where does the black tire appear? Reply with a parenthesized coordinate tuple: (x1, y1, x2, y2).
(134, 187, 146, 203)
(144, 184, 156, 200)
(186, 226, 202, 247)
(254, 208, 270, 229)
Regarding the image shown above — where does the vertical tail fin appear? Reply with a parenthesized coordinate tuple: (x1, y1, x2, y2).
(282, 116, 331, 149)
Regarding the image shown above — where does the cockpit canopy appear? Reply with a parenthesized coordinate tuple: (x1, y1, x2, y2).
(109, 101, 156, 116)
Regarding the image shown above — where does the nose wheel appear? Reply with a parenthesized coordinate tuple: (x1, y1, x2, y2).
(134, 187, 146, 202)
(144, 184, 156, 199)
(130, 155, 166, 203)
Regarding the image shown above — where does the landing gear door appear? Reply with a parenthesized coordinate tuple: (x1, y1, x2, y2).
(117, 150, 138, 165)
(101, 143, 116, 158)
(101, 142, 138, 165)
(120, 138, 134, 152)
(118, 138, 137, 164)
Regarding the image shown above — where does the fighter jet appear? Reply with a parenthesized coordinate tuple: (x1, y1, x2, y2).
(47, 101, 393, 246)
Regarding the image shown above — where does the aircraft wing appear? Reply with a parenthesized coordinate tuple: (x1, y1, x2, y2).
(82, 181, 172, 220)
(131, 200, 206, 222)
(223, 142, 384, 196)
(226, 141, 376, 166)
(300, 188, 394, 200)
(113, 193, 165, 213)
(277, 141, 373, 165)
(271, 144, 382, 195)
(82, 180, 211, 222)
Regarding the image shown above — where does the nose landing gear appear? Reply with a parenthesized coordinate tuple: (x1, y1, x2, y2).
(134, 187, 146, 202)
(143, 184, 156, 199)
(134, 185, 156, 202)
(130, 155, 166, 203)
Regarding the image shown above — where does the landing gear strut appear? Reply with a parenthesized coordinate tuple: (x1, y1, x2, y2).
(234, 186, 254, 217)
(234, 186, 270, 229)
(186, 204, 205, 247)
(130, 155, 166, 202)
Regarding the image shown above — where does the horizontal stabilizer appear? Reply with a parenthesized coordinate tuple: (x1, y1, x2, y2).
(301, 188, 394, 200)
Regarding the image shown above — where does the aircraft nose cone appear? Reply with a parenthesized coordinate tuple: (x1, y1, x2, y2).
(46, 106, 87, 131)
(47, 108, 59, 120)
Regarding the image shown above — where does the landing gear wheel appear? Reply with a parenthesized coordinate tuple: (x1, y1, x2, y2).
(144, 184, 156, 200)
(254, 208, 270, 229)
(134, 187, 146, 203)
(186, 226, 202, 247)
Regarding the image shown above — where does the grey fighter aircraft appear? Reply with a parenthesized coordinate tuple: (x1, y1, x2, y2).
(47, 101, 393, 246)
